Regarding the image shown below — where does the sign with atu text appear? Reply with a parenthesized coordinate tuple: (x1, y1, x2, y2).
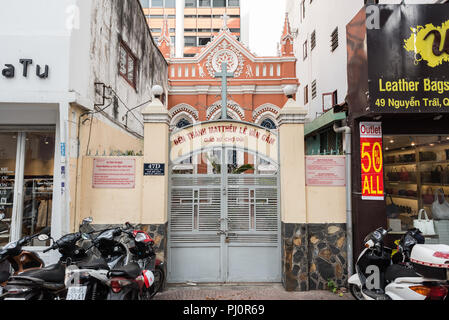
(306, 156, 346, 187)
(93, 158, 136, 189)
(360, 122, 384, 201)
(368, 5, 449, 113)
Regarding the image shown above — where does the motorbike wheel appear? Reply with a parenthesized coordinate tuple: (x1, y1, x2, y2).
(349, 284, 364, 301)
(149, 266, 165, 299)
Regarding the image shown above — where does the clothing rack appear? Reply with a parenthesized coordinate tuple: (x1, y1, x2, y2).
(26, 179, 53, 235)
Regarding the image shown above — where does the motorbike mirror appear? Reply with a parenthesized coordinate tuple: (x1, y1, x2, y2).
(40, 226, 51, 235)
(0, 213, 5, 221)
(81, 217, 93, 225)
(81, 233, 91, 241)
(37, 234, 49, 242)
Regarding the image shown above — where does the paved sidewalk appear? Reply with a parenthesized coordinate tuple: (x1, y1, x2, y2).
(154, 283, 354, 300)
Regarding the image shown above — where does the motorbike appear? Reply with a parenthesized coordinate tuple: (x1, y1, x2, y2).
(65, 222, 164, 300)
(0, 218, 50, 295)
(105, 223, 163, 300)
(1, 218, 93, 300)
(64, 223, 132, 300)
(349, 227, 449, 300)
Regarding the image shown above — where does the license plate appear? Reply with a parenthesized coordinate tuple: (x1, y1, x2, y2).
(66, 286, 87, 301)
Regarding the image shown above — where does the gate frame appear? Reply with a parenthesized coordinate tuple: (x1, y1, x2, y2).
(167, 119, 282, 284)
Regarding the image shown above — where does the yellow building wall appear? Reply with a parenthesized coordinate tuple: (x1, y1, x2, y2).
(78, 156, 143, 225)
(69, 105, 144, 231)
(306, 186, 347, 224)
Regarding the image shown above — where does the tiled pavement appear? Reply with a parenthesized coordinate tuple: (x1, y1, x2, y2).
(153, 283, 354, 300)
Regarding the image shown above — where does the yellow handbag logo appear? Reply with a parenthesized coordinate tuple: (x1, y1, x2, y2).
(404, 20, 449, 68)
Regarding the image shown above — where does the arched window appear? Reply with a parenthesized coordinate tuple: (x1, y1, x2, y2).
(176, 118, 191, 129)
(261, 118, 277, 130)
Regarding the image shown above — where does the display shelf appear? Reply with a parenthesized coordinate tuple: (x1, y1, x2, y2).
(419, 160, 449, 165)
(389, 195, 418, 200)
(385, 162, 417, 167)
(421, 183, 449, 187)
(386, 181, 417, 185)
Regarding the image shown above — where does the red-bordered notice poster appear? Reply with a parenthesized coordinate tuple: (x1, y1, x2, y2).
(360, 122, 384, 201)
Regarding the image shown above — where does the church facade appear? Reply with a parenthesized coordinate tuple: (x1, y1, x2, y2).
(159, 14, 298, 131)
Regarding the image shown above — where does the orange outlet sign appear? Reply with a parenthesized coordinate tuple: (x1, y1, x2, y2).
(360, 122, 384, 201)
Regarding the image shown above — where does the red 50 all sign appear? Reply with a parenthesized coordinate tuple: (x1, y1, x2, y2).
(360, 122, 384, 201)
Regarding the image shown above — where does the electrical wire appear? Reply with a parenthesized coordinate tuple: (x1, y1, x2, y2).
(107, 87, 145, 128)
(85, 98, 113, 156)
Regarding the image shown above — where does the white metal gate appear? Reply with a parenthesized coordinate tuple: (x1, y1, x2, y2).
(168, 147, 281, 283)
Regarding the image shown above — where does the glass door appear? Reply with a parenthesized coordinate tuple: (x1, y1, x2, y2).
(0, 131, 55, 247)
(0, 133, 18, 247)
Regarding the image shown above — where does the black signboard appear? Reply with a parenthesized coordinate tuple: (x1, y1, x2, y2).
(144, 163, 165, 176)
(368, 5, 449, 113)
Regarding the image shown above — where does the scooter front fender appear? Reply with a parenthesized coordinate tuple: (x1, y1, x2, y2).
(348, 274, 362, 287)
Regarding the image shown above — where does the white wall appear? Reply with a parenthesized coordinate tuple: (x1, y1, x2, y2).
(0, 0, 76, 96)
(286, 0, 364, 122)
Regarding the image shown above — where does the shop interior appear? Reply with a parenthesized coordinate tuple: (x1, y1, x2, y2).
(384, 135, 449, 245)
(0, 132, 55, 247)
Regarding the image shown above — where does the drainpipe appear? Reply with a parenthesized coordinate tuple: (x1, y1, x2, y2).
(333, 123, 353, 277)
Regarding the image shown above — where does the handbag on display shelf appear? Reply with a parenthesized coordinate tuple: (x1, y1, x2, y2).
(423, 187, 434, 205)
(420, 151, 437, 162)
(399, 167, 410, 182)
(386, 195, 401, 219)
(431, 165, 444, 184)
(399, 153, 416, 163)
(431, 188, 449, 220)
(413, 209, 436, 236)
(387, 168, 400, 182)
(406, 190, 417, 197)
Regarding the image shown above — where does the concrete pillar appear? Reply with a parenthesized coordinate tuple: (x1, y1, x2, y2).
(278, 97, 308, 224)
(141, 93, 171, 265)
(277, 95, 309, 291)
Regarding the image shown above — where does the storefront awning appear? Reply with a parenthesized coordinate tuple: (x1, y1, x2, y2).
(304, 109, 347, 136)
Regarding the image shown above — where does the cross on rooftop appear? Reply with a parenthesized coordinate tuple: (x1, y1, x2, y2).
(215, 62, 234, 120)
(222, 13, 229, 30)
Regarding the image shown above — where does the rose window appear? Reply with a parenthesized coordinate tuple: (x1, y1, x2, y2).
(212, 49, 239, 73)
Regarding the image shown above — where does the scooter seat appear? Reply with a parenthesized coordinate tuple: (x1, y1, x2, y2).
(109, 263, 141, 279)
(0, 271, 9, 283)
(15, 263, 66, 284)
(385, 264, 420, 283)
(77, 256, 110, 271)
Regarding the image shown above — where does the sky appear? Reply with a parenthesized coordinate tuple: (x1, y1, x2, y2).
(240, 0, 287, 57)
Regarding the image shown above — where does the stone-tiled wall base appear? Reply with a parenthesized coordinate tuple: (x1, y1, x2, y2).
(282, 223, 309, 291)
(282, 223, 347, 292)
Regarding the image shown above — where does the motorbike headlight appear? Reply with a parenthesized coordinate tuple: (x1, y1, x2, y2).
(135, 233, 147, 243)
